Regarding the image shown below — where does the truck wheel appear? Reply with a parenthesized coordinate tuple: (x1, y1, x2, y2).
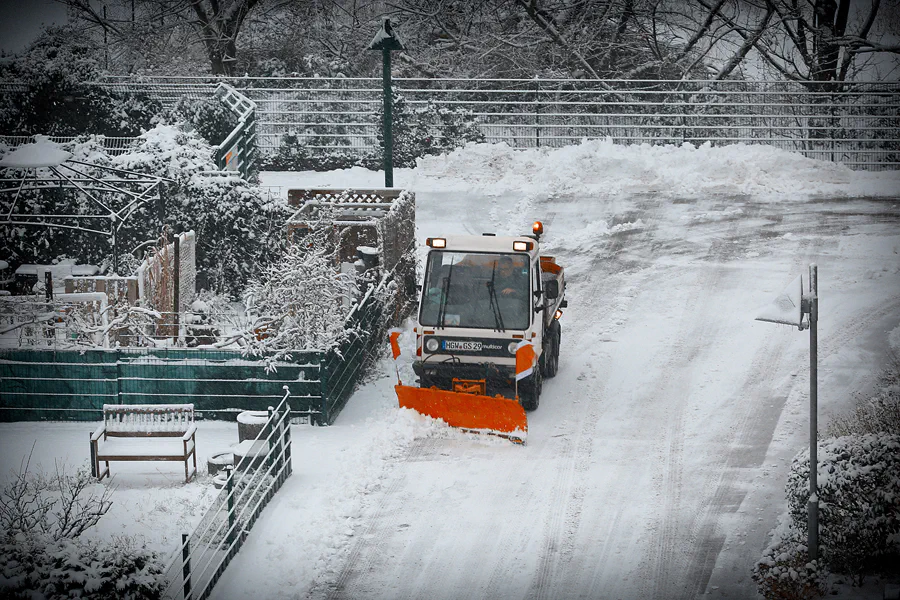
(520, 367, 542, 412)
(543, 320, 561, 378)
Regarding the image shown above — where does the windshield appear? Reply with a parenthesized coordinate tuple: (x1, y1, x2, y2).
(419, 251, 531, 330)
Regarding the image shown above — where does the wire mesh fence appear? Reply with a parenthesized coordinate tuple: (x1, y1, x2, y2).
(93, 76, 900, 170)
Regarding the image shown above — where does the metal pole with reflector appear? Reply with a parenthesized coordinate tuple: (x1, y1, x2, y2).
(755, 264, 819, 561)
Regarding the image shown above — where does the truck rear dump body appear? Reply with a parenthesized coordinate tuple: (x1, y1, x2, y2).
(396, 224, 566, 443)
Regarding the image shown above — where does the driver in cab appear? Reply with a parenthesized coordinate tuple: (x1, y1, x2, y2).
(495, 256, 526, 297)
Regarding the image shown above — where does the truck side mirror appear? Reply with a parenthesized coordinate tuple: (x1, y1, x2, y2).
(544, 280, 559, 300)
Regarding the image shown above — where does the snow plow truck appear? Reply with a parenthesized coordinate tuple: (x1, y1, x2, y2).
(394, 221, 566, 443)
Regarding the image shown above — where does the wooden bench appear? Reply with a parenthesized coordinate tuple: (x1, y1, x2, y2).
(90, 404, 198, 483)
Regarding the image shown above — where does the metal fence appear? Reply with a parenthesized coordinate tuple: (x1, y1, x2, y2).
(0, 271, 404, 424)
(0, 347, 323, 421)
(0, 83, 257, 176)
(160, 388, 293, 600)
(96, 76, 900, 170)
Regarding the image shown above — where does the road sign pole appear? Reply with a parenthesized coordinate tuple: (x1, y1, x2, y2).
(807, 263, 819, 561)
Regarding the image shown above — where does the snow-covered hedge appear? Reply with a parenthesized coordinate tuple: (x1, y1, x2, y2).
(0, 27, 161, 138)
(373, 93, 485, 169)
(785, 433, 900, 583)
(752, 519, 829, 600)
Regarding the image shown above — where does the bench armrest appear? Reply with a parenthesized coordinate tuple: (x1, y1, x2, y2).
(90, 425, 107, 442)
(182, 424, 197, 442)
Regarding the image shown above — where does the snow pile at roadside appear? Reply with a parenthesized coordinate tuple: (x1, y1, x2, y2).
(412, 139, 900, 200)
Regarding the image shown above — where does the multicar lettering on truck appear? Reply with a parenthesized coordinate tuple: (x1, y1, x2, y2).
(395, 221, 567, 444)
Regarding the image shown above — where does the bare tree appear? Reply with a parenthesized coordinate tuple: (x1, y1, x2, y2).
(691, 0, 900, 82)
(386, 0, 706, 79)
(59, 0, 263, 75)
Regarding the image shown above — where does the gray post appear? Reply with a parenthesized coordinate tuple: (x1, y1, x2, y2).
(182, 533, 192, 600)
(807, 263, 819, 561)
(44, 271, 53, 301)
(225, 466, 235, 546)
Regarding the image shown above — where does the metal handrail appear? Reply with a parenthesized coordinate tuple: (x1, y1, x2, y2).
(160, 387, 295, 600)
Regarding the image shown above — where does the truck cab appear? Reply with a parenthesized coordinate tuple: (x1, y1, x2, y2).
(412, 224, 565, 411)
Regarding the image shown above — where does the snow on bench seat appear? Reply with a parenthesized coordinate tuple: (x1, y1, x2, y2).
(90, 404, 197, 482)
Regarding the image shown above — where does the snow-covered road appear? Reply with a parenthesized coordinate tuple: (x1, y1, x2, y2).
(214, 165, 900, 600)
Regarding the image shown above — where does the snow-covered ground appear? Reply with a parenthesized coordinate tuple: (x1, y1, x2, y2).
(2, 140, 899, 599)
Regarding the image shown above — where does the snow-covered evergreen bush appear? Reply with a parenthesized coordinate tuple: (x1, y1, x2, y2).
(264, 130, 359, 172)
(786, 434, 900, 584)
(112, 125, 289, 295)
(1, 127, 285, 293)
(169, 95, 238, 147)
(752, 519, 829, 600)
(372, 92, 485, 169)
(0, 27, 161, 138)
(242, 210, 358, 367)
(0, 534, 164, 599)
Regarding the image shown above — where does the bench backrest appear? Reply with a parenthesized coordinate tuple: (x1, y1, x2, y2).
(102, 404, 194, 437)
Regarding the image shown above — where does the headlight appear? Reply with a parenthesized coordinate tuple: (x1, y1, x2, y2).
(425, 338, 440, 352)
(508, 341, 519, 354)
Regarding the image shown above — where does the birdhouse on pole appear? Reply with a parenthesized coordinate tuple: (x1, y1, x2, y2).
(368, 18, 406, 188)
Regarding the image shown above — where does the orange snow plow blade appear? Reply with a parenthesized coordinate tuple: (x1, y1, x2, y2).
(395, 384, 527, 443)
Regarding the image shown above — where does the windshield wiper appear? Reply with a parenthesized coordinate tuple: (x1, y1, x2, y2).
(437, 259, 454, 328)
(487, 262, 505, 332)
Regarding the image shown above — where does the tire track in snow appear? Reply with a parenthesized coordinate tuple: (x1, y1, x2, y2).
(321, 439, 432, 600)
(518, 208, 655, 599)
(632, 204, 767, 599)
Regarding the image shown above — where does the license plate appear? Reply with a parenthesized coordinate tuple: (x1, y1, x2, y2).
(443, 340, 482, 352)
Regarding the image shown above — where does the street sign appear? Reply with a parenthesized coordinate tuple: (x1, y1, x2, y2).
(755, 273, 804, 328)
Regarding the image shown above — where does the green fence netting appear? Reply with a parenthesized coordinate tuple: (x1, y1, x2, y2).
(1, 271, 408, 425)
(0, 347, 322, 422)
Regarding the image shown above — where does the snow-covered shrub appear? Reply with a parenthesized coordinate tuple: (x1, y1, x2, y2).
(0, 27, 161, 137)
(1, 127, 286, 292)
(169, 94, 238, 147)
(752, 520, 829, 600)
(786, 434, 900, 584)
(0, 460, 163, 599)
(827, 364, 900, 437)
(263, 130, 359, 172)
(0, 534, 164, 600)
(113, 125, 289, 295)
(371, 92, 485, 168)
(242, 211, 358, 366)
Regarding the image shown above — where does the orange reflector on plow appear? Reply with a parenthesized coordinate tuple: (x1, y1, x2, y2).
(395, 384, 527, 444)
